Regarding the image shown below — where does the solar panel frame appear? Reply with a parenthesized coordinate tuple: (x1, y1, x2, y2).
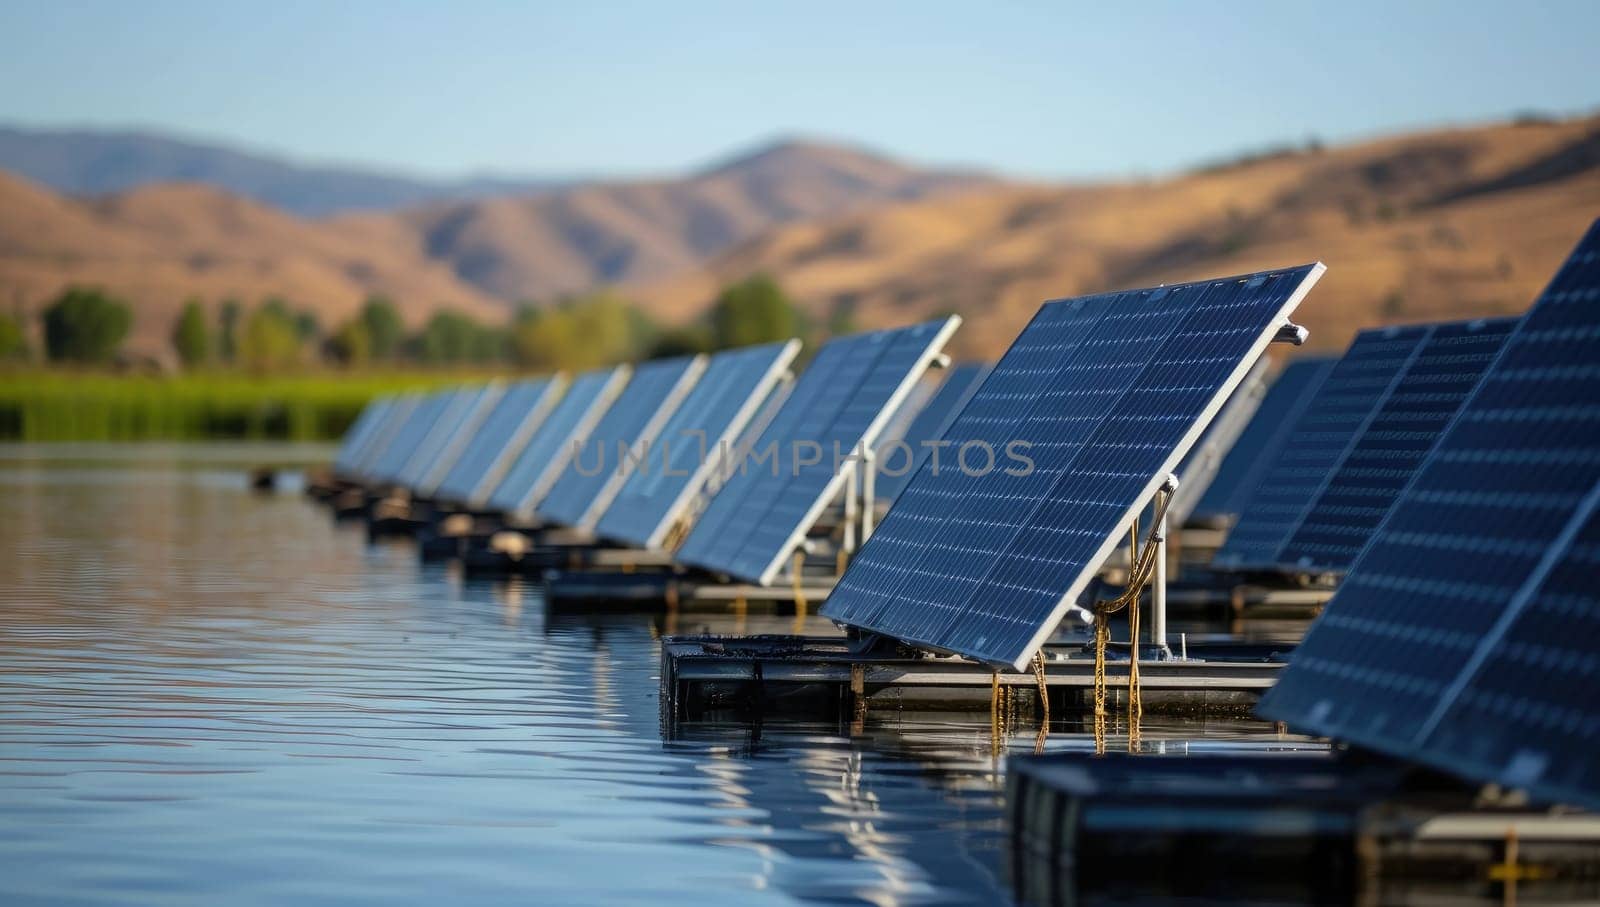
(486, 366, 630, 521)
(1164, 356, 1270, 528)
(873, 362, 993, 504)
(1274, 317, 1519, 575)
(593, 341, 801, 551)
(676, 317, 961, 585)
(431, 377, 565, 508)
(822, 265, 1324, 670)
(1258, 221, 1600, 811)
(1190, 356, 1337, 521)
(535, 355, 707, 529)
(1211, 325, 1432, 571)
(332, 396, 395, 477)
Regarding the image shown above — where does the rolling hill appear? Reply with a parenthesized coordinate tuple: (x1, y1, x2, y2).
(0, 126, 564, 216)
(0, 117, 1596, 361)
(635, 115, 1600, 358)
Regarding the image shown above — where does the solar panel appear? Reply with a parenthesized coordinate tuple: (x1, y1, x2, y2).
(345, 394, 422, 481)
(332, 396, 395, 477)
(485, 366, 629, 521)
(432, 378, 563, 508)
(593, 340, 800, 551)
(392, 384, 505, 494)
(410, 383, 509, 497)
(1190, 356, 1336, 521)
(1164, 357, 1270, 528)
(367, 391, 454, 485)
(536, 355, 706, 529)
(1259, 219, 1600, 811)
(821, 265, 1323, 670)
(1275, 317, 1518, 574)
(874, 362, 992, 503)
(1211, 326, 1431, 570)
(675, 318, 961, 585)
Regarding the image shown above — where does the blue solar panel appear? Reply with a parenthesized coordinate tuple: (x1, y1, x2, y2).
(367, 391, 453, 485)
(1164, 357, 1270, 527)
(676, 318, 960, 584)
(486, 367, 628, 520)
(594, 341, 800, 550)
(1259, 219, 1600, 811)
(1212, 326, 1431, 570)
(536, 356, 705, 529)
(874, 362, 992, 503)
(1190, 356, 1336, 521)
(346, 394, 421, 480)
(1276, 317, 1518, 574)
(432, 378, 562, 507)
(822, 265, 1323, 669)
(333, 397, 395, 477)
(395, 385, 505, 494)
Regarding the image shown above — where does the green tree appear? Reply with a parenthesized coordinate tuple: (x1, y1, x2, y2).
(293, 309, 321, 344)
(217, 298, 242, 364)
(827, 297, 860, 338)
(171, 298, 210, 367)
(709, 274, 805, 349)
(360, 295, 404, 361)
(41, 287, 132, 364)
(510, 306, 578, 370)
(648, 324, 715, 359)
(414, 310, 500, 365)
(325, 319, 372, 367)
(0, 310, 28, 360)
(238, 301, 303, 372)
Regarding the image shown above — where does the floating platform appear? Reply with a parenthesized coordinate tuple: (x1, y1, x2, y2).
(1008, 750, 1600, 904)
(659, 634, 1290, 730)
(543, 567, 837, 613)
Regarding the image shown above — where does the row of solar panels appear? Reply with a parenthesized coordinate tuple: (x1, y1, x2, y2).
(820, 220, 1600, 811)
(334, 319, 993, 586)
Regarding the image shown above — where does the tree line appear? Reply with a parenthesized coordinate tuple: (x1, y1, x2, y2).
(0, 274, 838, 372)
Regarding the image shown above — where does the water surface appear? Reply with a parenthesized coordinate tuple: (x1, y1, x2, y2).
(0, 444, 1303, 905)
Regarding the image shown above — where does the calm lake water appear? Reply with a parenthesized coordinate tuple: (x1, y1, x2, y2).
(0, 444, 1307, 906)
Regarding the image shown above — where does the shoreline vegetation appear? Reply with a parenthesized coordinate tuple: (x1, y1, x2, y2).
(0, 274, 827, 442)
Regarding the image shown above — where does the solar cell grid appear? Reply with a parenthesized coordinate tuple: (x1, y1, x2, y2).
(874, 362, 992, 503)
(487, 367, 628, 519)
(676, 318, 959, 584)
(1191, 356, 1336, 520)
(593, 341, 799, 550)
(413, 384, 507, 496)
(1211, 326, 1431, 570)
(431, 378, 562, 507)
(1259, 220, 1600, 811)
(1276, 317, 1518, 573)
(395, 385, 503, 493)
(536, 356, 704, 529)
(821, 265, 1322, 669)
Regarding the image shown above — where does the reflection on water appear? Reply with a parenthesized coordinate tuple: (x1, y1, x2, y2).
(0, 444, 1307, 905)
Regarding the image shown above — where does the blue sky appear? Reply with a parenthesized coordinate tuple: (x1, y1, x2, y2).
(1, 1, 1595, 180)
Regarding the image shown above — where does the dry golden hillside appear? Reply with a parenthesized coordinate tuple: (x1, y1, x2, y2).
(356, 140, 993, 301)
(634, 116, 1600, 358)
(0, 174, 504, 356)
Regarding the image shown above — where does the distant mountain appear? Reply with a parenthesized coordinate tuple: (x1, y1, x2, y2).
(4, 118, 1594, 364)
(0, 126, 567, 216)
(0, 171, 504, 355)
(359, 139, 996, 300)
(634, 116, 1600, 359)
